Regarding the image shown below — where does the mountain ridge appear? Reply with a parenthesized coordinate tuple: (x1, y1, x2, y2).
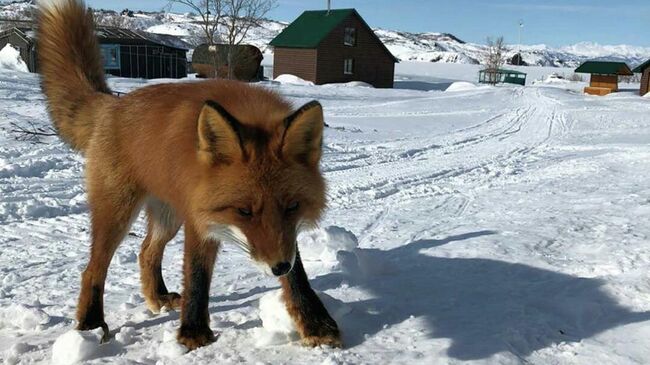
(1, 0, 648, 68)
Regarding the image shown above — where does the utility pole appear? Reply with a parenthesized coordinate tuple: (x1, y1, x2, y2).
(518, 20, 524, 65)
(327, 0, 331, 15)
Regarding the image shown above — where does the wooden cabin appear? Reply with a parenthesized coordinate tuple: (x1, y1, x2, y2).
(633, 60, 650, 96)
(0, 26, 190, 79)
(269, 8, 398, 88)
(191, 44, 263, 81)
(575, 61, 633, 96)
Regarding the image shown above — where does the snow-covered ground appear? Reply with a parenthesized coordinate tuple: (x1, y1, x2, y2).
(1, 64, 650, 364)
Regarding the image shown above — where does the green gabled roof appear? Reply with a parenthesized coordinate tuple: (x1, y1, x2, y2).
(575, 61, 633, 76)
(270, 9, 355, 48)
(633, 59, 650, 73)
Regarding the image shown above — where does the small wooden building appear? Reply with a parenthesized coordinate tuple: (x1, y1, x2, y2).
(478, 68, 527, 85)
(0, 26, 189, 79)
(575, 61, 633, 96)
(269, 8, 397, 88)
(191, 43, 263, 81)
(633, 60, 650, 96)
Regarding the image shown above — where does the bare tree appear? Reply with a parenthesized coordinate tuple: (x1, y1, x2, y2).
(93, 10, 130, 28)
(169, 0, 224, 46)
(221, 0, 276, 79)
(169, 0, 274, 79)
(484, 36, 507, 84)
(168, 0, 224, 77)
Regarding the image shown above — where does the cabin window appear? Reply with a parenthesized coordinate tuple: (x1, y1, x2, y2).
(100, 44, 121, 70)
(344, 58, 354, 75)
(344, 27, 356, 46)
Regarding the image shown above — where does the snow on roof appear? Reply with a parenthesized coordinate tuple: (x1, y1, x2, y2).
(0, 26, 190, 51)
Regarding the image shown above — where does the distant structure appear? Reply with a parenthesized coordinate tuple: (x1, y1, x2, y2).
(508, 53, 528, 66)
(478, 68, 527, 85)
(575, 61, 633, 96)
(633, 60, 650, 96)
(0, 26, 190, 79)
(269, 8, 398, 88)
(191, 43, 263, 81)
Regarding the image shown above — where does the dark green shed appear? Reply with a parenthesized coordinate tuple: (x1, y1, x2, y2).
(478, 68, 527, 86)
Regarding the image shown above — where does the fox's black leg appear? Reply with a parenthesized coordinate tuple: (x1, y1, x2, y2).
(280, 250, 342, 347)
(177, 224, 218, 350)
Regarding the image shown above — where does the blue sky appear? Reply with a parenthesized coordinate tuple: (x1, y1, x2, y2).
(86, 0, 649, 47)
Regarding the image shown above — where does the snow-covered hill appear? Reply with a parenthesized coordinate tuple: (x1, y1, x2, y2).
(1, 0, 649, 67)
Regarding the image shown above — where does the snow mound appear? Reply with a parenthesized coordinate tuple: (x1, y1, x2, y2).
(158, 329, 187, 358)
(0, 304, 50, 331)
(51, 329, 104, 365)
(445, 81, 479, 92)
(539, 74, 572, 84)
(3, 343, 32, 365)
(274, 74, 314, 86)
(255, 289, 296, 346)
(298, 226, 358, 264)
(323, 81, 374, 88)
(644, 92, 650, 98)
(255, 289, 351, 347)
(0, 44, 28, 73)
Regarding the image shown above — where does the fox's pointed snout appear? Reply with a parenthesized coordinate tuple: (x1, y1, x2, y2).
(271, 261, 292, 277)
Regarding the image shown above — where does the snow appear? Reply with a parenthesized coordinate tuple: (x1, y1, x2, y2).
(0, 44, 28, 73)
(445, 81, 481, 92)
(1, 62, 650, 363)
(0, 304, 50, 331)
(274, 74, 314, 86)
(299, 226, 359, 265)
(256, 289, 351, 347)
(256, 290, 296, 346)
(51, 330, 103, 365)
(323, 81, 374, 88)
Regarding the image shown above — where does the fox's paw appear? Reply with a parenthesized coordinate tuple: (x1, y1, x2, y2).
(300, 320, 342, 348)
(301, 333, 342, 348)
(177, 326, 216, 351)
(146, 292, 182, 313)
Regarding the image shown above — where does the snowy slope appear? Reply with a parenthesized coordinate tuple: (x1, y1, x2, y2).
(2, 63, 650, 364)
(1, 1, 648, 67)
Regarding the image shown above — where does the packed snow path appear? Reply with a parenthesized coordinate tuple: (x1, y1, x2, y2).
(1, 70, 650, 364)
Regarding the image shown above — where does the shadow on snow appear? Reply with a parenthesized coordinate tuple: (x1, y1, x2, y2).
(312, 230, 650, 360)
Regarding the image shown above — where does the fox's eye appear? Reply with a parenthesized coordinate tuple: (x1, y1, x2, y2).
(238, 207, 252, 217)
(286, 201, 299, 213)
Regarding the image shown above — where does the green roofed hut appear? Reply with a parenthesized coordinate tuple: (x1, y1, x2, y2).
(633, 60, 650, 96)
(575, 61, 633, 96)
(478, 68, 527, 86)
(269, 8, 398, 88)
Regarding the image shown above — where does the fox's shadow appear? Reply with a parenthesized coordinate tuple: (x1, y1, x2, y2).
(311, 231, 650, 360)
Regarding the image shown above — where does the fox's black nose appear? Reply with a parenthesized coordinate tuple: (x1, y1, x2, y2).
(271, 262, 291, 276)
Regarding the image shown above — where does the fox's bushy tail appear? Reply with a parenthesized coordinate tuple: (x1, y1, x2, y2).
(38, 0, 111, 152)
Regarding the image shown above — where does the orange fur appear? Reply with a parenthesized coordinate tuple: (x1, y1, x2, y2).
(38, 0, 340, 350)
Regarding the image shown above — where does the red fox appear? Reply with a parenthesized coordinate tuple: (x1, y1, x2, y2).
(37, 0, 341, 350)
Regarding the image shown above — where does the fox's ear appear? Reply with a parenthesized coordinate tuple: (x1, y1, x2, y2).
(197, 101, 243, 165)
(281, 101, 324, 167)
